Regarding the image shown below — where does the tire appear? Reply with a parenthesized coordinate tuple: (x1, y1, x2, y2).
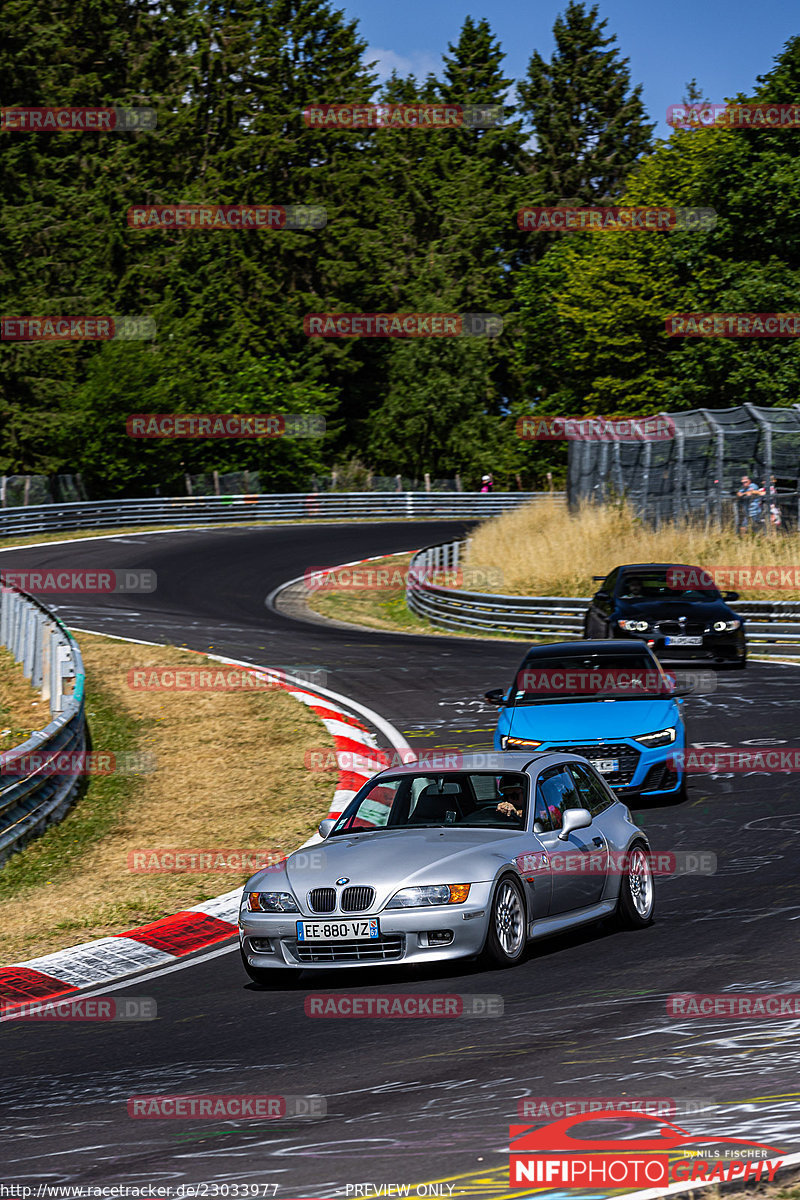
(484, 875, 527, 967)
(240, 945, 279, 986)
(616, 842, 655, 929)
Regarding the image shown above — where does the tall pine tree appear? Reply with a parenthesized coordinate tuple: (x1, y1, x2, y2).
(518, 1, 654, 204)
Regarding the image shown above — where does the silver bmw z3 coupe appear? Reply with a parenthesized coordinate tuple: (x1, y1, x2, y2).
(238, 751, 654, 981)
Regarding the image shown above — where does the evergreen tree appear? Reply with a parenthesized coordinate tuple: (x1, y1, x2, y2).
(518, 1, 654, 204)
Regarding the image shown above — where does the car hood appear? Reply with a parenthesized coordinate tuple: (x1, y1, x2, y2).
(502, 698, 678, 741)
(248, 827, 525, 910)
(616, 598, 736, 620)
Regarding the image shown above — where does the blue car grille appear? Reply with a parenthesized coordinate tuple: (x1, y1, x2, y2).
(547, 742, 641, 786)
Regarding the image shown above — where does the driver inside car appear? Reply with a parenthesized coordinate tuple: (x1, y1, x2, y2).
(495, 777, 526, 824)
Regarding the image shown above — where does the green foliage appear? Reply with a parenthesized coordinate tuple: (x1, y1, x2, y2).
(1, 4, 798, 494)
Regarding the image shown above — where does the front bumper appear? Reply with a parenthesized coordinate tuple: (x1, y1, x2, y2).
(614, 627, 746, 664)
(239, 886, 494, 970)
(494, 735, 684, 799)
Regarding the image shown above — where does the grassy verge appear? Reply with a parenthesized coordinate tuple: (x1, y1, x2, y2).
(0, 647, 46, 751)
(303, 553, 533, 641)
(305, 554, 431, 634)
(466, 499, 800, 599)
(0, 634, 334, 963)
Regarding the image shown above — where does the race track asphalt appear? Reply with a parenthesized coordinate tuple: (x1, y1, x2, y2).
(1, 522, 799, 1195)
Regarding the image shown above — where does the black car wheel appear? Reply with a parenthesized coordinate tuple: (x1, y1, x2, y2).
(616, 842, 655, 928)
(484, 875, 527, 967)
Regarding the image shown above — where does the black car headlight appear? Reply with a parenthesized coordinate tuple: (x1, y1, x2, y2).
(713, 620, 741, 632)
(634, 727, 677, 748)
(246, 890, 299, 913)
(618, 619, 649, 632)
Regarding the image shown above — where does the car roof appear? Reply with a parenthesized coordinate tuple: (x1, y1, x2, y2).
(615, 562, 703, 573)
(368, 751, 550, 777)
(521, 639, 655, 659)
(367, 750, 605, 779)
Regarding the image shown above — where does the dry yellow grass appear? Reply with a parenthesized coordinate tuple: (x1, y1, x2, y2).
(465, 500, 800, 599)
(0, 634, 334, 963)
(0, 646, 46, 751)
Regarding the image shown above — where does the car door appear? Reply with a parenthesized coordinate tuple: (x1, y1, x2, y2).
(513, 774, 554, 924)
(534, 765, 607, 914)
(566, 762, 611, 894)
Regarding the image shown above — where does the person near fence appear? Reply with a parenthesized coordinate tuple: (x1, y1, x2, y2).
(736, 474, 762, 531)
(762, 475, 782, 528)
(480, 474, 494, 493)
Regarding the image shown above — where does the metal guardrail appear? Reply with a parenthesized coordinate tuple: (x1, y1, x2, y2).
(0, 491, 564, 537)
(0, 587, 86, 864)
(407, 539, 800, 660)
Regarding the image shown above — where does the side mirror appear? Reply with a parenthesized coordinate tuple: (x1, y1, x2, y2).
(484, 687, 507, 706)
(318, 818, 336, 839)
(558, 807, 593, 840)
(592, 575, 606, 582)
(594, 590, 610, 601)
(724, 591, 740, 602)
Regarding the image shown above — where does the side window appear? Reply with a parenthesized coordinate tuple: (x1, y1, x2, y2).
(535, 767, 580, 830)
(568, 763, 613, 816)
(533, 782, 552, 832)
(604, 568, 619, 595)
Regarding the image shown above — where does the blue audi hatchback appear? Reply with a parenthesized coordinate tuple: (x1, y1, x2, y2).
(486, 641, 687, 802)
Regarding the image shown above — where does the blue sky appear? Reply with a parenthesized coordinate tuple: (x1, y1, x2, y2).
(339, 0, 798, 139)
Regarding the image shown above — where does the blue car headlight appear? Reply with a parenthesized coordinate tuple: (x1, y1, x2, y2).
(501, 736, 542, 750)
(634, 728, 677, 748)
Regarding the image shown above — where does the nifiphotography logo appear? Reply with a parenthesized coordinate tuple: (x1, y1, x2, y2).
(509, 1110, 784, 1188)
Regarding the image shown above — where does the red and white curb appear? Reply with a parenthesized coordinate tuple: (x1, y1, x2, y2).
(0, 641, 412, 1010)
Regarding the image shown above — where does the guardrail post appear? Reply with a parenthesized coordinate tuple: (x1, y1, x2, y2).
(41, 622, 52, 708)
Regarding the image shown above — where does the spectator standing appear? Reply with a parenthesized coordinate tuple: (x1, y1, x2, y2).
(763, 475, 782, 528)
(736, 474, 762, 531)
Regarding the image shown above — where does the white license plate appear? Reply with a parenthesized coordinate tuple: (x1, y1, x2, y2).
(665, 636, 702, 646)
(590, 758, 619, 775)
(296, 918, 379, 942)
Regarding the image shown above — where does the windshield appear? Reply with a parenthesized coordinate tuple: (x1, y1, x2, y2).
(511, 653, 672, 703)
(331, 772, 530, 833)
(618, 571, 721, 601)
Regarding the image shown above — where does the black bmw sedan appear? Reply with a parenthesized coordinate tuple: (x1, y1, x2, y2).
(583, 562, 746, 667)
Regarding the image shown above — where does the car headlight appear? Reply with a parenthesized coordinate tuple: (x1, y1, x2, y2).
(246, 891, 299, 913)
(713, 620, 740, 632)
(618, 619, 649, 632)
(386, 884, 471, 908)
(501, 736, 542, 749)
(634, 728, 677, 747)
